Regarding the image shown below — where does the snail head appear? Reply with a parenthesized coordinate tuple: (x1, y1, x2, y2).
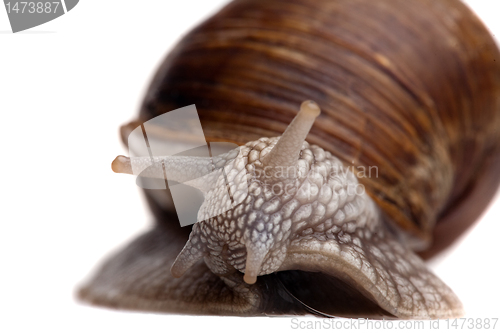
(112, 101, 369, 284)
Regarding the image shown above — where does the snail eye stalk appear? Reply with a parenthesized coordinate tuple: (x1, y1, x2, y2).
(262, 100, 321, 171)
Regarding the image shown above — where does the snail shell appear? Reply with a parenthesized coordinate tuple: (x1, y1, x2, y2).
(79, 0, 500, 319)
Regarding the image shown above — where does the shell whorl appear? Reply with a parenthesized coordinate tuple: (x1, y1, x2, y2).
(138, 0, 500, 255)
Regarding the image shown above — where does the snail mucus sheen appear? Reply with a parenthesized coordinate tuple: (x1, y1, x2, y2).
(79, 0, 500, 320)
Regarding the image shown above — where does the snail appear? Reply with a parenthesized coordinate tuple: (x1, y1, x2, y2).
(78, 0, 500, 320)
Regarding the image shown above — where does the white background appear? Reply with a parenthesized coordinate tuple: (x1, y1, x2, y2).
(1, 1, 499, 332)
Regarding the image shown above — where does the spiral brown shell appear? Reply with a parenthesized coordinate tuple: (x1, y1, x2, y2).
(134, 0, 500, 258)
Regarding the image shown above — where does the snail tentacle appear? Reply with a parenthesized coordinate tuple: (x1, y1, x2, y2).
(262, 100, 321, 171)
(171, 225, 207, 278)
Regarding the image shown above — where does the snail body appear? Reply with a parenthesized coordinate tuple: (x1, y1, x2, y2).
(79, 0, 500, 319)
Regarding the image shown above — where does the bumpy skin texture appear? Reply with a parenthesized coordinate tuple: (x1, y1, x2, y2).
(168, 137, 463, 319)
(172, 138, 374, 278)
(81, 134, 464, 319)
